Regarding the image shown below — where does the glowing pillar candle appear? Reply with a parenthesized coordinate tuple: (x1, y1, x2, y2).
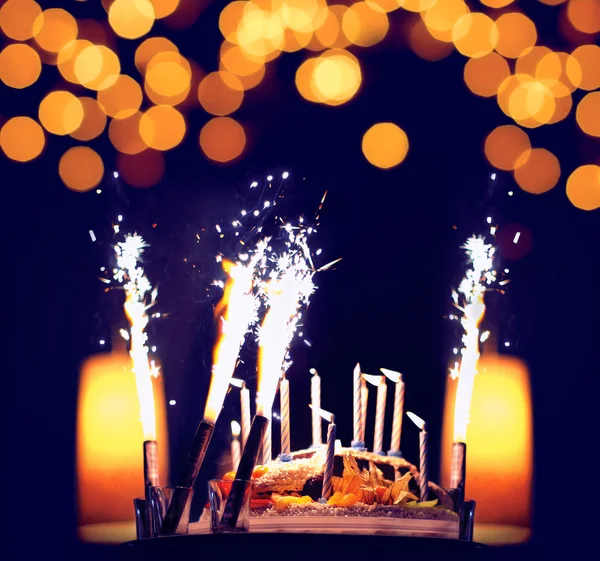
(230, 378, 251, 450)
(76, 352, 169, 536)
(381, 368, 404, 455)
(441, 341, 533, 545)
(279, 375, 291, 457)
(407, 411, 428, 502)
(352, 363, 363, 446)
(231, 421, 241, 470)
(310, 369, 322, 446)
(363, 374, 386, 454)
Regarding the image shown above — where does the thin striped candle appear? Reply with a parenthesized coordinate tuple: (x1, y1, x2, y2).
(279, 376, 290, 456)
(353, 363, 362, 444)
(407, 411, 428, 502)
(322, 420, 336, 500)
(381, 369, 404, 453)
(373, 378, 387, 453)
(360, 382, 368, 443)
(311, 369, 322, 446)
(240, 385, 251, 450)
(262, 409, 272, 464)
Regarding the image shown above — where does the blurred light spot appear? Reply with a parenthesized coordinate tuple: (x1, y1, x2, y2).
(236, 4, 285, 59)
(109, 111, 147, 154)
(39, 91, 84, 136)
(0, 117, 45, 162)
(452, 13, 499, 59)
(536, 51, 581, 97)
(59, 146, 105, 192)
(567, 0, 600, 34)
(0, 0, 42, 41)
(399, 0, 438, 12)
(538, 0, 567, 4)
(114, 172, 120, 179)
(146, 51, 191, 99)
(150, 0, 179, 19)
(109, 0, 155, 39)
(342, 2, 389, 48)
(99, 339, 106, 345)
(98, 74, 143, 119)
(74, 45, 121, 91)
(89, 230, 97, 242)
(576, 92, 600, 137)
(566, 165, 600, 210)
(504, 341, 510, 347)
(313, 5, 349, 49)
(266, 175, 273, 182)
(547, 93, 573, 124)
(479, 0, 515, 6)
(463, 52, 510, 97)
(281, 27, 314, 53)
(0, 44, 42, 89)
(117, 150, 165, 187)
(134, 36, 179, 74)
(197, 71, 244, 116)
(199, 117, 246, 163)
(409, 18, 454, 62)
(491, 173, 496, 180)
(508, 191, 513, 196)
(515, 45, 551, 76)
(220, 41, 264, 77)
(77, 18, 111, 47)
(508, 78, 555, 127)
(282, 171, 289, 179)
(71, 97, 107, 141)
(362, 123, 409, 169)
(422, 0, 470, 43)
(139, 105, 186, 150)
(58, 40, 93, 84)
(513, 148, 561, 194)
(218, 1, 247, 44)
(569, 45, 600, 91)
(494, 12, 537, 59)
(484, 125, 531, 171)
(310, 49, 362, 106)
(169, 400, 176, 405)
(33, 8, 78, 54)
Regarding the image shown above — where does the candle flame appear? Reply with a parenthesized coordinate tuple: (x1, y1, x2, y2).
(380, 368, 402, 383)
(204, 245, 266, 424)
(451, 235, 496, 443)
(309, 404, 335, 423)
(229, 378, 245, 389)
(362, 373, 384, 387)
(406, 411, 426, 430)
(114, 234, 158, 441)
(231, 420, 241, 438)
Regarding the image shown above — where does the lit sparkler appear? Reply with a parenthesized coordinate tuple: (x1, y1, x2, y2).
(449, 235, 496, 491)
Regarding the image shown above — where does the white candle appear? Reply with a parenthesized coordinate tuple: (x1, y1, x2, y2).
(240, 385, 250, 450)
(363, 374, 386, 453)
(230, 421, 241, 471)
(310, 369, 322, 446)
(381, 368, 404, 453)
(262, 408, 272, 464)
(310, 405, 336, 500)
(353, 363, 362, 444)
(407, 411, 428, 502)
(279, 375, 290, 456)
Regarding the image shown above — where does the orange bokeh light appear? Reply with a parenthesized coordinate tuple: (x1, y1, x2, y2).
(109, 0, 155, 39)
(59, 146, 105, 192)
(452, 12, 499, 59)
(566, 165, 600, 211)
(311, 49, 362, 106)
(200, 117, 246, 163)
(220, 42, 265, 78)
(567, 0, 600, 35)
(97, 75, 143, 119)
(547, 93, 573, 125)
(197, 71, 244, 116)
(463, 52, 510, 97)
(145, 52, 191, 103)
(33, 8, 78, 54)
(218, 1, 247, 44)
(139, 105, 186, 151)
(536, 51, 581, 97)
(409, 17, 454, 62)
(117, 150, 165, 187)
(479, 0, 515, 7)
(569, 45, 600, 91)
(151, 0, 180, 19)
(71, 98, 107, 141)
(508, 79, 555, 128)
(318, 5, 351, 48)
(515, 45, 551, 76)
(399, 0, 438, 12)
(39, 90, 84, 136)
(342, 2, 389, 48)
(576, 92, 600, 137)
(296, 57, 321, 102)
(362, 122, 409, 169)
(58, 40, 93, 84)
(0, 117, 45, 162)
(0, 0, 42, 41)
(538, 0, 567, 5)
(0, 43, 42, 89)
(236, 4, 285, 59)
(421, 0, 470, 43)
(513, 148, 561, 194)
(494, 12, 537, 59)
(74, 45, 121, 91)
(109, 112, 148, 154)
(281, 27, 314, 53)
(134, 37, 179, 75)
(484, 125, 531, 171)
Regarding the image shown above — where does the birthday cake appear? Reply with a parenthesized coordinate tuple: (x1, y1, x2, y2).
(194, 449, 459, 538)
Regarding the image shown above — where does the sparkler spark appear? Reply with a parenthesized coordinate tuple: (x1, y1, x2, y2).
(450, 235, 496, 443)
(114, 234, 159, 440)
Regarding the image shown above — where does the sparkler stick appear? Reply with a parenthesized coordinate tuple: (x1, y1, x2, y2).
(382, 368, 404, 456)
(449, 236, 495, 493)
(407, 411, 428, 502)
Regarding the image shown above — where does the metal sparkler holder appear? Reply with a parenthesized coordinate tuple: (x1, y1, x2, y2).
(446, 488, 475, 542)
(134, 498, 151, 540)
